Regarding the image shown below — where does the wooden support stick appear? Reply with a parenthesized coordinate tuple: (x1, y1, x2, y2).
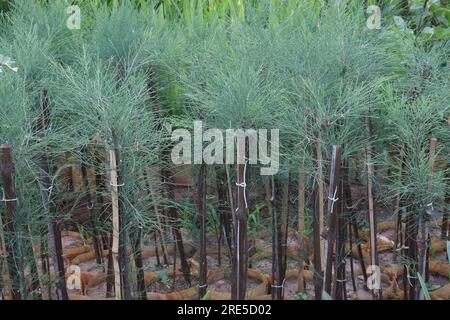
(231, 161, 247, 300)
(365, 117, 380, 300)
(110, 129, 132, 300)
(323, 145, 341, 297)
(109, 147, 122, 300)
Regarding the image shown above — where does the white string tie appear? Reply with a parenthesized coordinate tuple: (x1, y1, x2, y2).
(1, 188, 18, 203)
(110, 181, 125, 187)
(328, 187, 339, 212)
(405, 265, 417, 287)
(235, 158, 249, 209)
(270, 175, 275, 201)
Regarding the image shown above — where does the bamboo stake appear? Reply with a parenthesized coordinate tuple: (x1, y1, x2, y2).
(323, 145, 341, 297)
(231, 160, 247, 300)
(365, 117, 380, 299)
(297, 164, 306, 293)
(417, 138, 437, 300)
(197, 163, 207, 298)
(110, 129, 132, 299)
(109, 148, 122, 300)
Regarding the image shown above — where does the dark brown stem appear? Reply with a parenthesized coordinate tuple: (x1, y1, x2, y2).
(343, 159, 358, 292)
(406, 206, 418, 300)
(145, 166, 170, 265)
(393, 145, 404, 263)
(0, 145, 22, 300)
(216, 170, 233, 258)
(312, 186, 323, 300)
(334, 178, 346, 300)
(131, 227, 147, 300)
(164, 165, 191, 285)
(80, 153, 102, 265)
(36, 90, 68, 300)
(417, 138, 437, 299)
(231, 161, 247, 300)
